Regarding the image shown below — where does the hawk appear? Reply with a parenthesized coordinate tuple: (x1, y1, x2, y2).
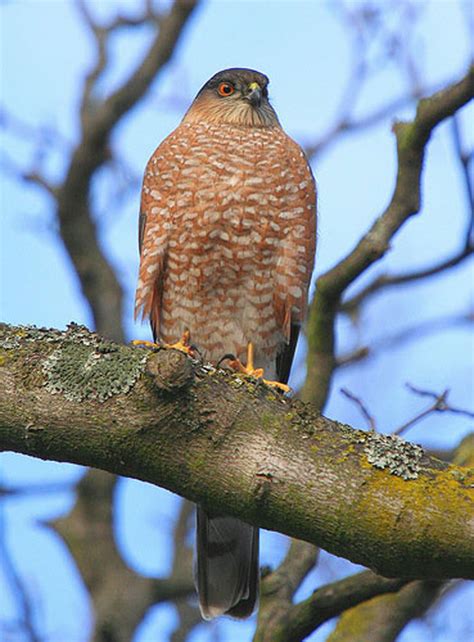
(135, 68, 317, 619)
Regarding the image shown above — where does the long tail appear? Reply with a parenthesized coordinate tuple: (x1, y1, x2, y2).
(195, 506, 259, 619)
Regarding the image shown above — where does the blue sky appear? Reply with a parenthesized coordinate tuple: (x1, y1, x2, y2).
(1, 1, 473, 641)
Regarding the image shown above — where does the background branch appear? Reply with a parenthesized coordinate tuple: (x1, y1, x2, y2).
(303, 65, 474, 409)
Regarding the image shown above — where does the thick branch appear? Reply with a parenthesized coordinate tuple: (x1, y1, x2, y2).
(327, 580, 443, 642)
(264, 571, 411, 642)
(1, 324, 473, 582)
(303, 65, 474, 409)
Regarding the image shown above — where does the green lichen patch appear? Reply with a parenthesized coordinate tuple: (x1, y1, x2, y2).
(364, 432, 423, 480)
(0, 323, 63, 350)
(42, 324, 147, 402)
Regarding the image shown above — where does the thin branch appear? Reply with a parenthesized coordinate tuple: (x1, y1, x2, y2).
(337, 310, 473, 368)
(0, 502, 42, 642)
(255, 539, 319, 641)
(257, 570, 410, 642)
(393, 384, 474, 436)
(305, 1, 429, 161)
(305, 93, 425, 161)
(340, 387, 377, 432)
(341, 244, 473, 316)
(0, 482, 76, 497)
(451, 113, 474, 249)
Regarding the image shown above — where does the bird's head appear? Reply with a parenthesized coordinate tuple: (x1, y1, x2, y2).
(183, 68, 280, 128)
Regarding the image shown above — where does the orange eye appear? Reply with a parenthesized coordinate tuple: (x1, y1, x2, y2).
(217, 82, 235, 97)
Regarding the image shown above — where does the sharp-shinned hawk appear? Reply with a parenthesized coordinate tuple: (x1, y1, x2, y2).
(135, 68, 317, 620)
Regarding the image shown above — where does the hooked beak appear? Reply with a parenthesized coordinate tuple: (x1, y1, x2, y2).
(246, 81, 262, 107)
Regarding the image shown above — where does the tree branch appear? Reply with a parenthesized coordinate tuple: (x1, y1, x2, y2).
(303, 65, 474, 410)
(265, 571, 411, 642)
(1, 323, 472, 581)
(340, 245, 473, 317)
(256, 539, 319, 640)
(326, 580, 444, 642)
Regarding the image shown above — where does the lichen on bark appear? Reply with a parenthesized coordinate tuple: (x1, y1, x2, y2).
(364, 432, 424, 480)
(0, 322, 148, 402)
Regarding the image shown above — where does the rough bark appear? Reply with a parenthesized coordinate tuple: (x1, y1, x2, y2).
(1, 323, 473, 582)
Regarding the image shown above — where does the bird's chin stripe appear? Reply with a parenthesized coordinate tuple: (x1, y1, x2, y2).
(183, 97, 280, 128)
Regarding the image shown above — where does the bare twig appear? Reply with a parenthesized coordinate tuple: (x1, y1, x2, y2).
(392, 383, 474, 436)
(341, 245, 473, 316)
(337, 310, 473, 368)
(451, 114, 474, 249)
(0, 481, 76, 497)
(341, 387, 377, 431)
(0, 502, 42, 642)
(306, 1, 428, 161)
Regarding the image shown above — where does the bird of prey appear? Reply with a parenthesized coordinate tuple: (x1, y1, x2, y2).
(135, 67, 317, 619)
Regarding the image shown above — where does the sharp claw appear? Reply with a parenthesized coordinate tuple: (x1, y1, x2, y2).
(217, 353, 237, 368)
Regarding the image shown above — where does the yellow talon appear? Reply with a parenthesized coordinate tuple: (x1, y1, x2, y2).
(132, 339, 160, 349)
(133, 331, 196, 357)
(164, 330, 196, 357)
(227, 342, 290, 393)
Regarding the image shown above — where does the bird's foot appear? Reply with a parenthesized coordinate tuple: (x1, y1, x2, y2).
(132, 339, 161, 349)
(225, 342, 290, 393)
(164, 330, 198, 358)
(132, 331, 197, 358)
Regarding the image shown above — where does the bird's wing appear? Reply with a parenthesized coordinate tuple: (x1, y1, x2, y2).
(273, 137, 317, 382)
(135, 129, 185, 339)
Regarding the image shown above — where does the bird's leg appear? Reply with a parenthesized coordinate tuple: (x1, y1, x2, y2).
(227, 342, 290, 393)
